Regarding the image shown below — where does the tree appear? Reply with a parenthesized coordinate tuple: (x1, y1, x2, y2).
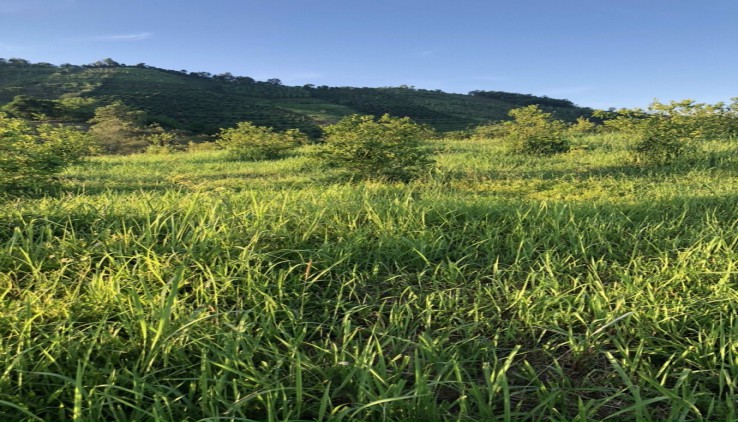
(8, 58, 30, 66)
(88, 102, 149, 154)
(140, 124, 185, 154)
(503, 105, 570, 155)
(568, 117, 597, 136)
(594, 99, 738, 165)
(216, 122, 306, 160)
(214, 72, 235, 82)
(320, 114, 435, 182)
(91, 58, 121, 67)
(0, 113, 96, 194)
(57, 97, 98, 120)
(1, 95, 61, 120)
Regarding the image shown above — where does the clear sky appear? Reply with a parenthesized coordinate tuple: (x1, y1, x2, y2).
(1, 0, 736, 109)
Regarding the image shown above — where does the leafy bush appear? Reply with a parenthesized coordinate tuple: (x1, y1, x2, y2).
(0, 113, 96, 194)
(1, 95, 61, 120)
(568, 117, 597, 136)
(142, 125, 187, 154)
(216, 122, 306, 160)
(594, 99, 738, 165)
(503, 105, 570, 155)
(320, 114, 434, 182)
(88, 102, 150, 154)
(471, 123, 509, 140)
(631, 122, 696, 165)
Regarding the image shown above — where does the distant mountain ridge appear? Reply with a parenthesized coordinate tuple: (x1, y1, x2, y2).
(0, 58, 594, 136)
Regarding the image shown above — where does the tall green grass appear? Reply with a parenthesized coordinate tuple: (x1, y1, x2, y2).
(1, 134, 738, 420)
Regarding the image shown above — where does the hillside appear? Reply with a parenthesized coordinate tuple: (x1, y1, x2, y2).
(0, 58, 593, 136)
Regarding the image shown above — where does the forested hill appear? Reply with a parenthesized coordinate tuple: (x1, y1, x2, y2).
(0, 58, 593, 136)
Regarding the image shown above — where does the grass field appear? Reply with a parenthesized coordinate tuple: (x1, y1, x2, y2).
(2, 133, 738, 421)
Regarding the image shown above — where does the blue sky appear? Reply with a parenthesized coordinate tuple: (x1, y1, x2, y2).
(1, 0, 736, 109)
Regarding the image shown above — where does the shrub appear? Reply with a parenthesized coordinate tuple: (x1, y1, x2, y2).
(142, 125, 187, 154)
(593, 99, 736, 165)
(472, 123, 509, 140)
(503, 105, 570, 155)
(569, 117, 597, 136)
(216, 122, 306, 160)
(320, 114, 434, 182)
(0, 113, 96, 194)
(88, 102, 149, 154)
(630, 115, 698, 166)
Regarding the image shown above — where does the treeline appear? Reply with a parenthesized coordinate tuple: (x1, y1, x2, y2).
(0, 58, 594, 136)
(468, 90, 576, 108)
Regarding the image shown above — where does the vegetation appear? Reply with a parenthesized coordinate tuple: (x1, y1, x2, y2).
(1, 95, 62, 119)
(596, 99, 738, 165)
(216, 122, 307, 160)
(320, 114, 435, 182)
(3, 57, 738, 421)
(501, 105, 571, 155)
(0, 58, 594, 136)
(88, 101, 152, 154)
(1, 121, 738, 420)
(0, 113, 95, 194)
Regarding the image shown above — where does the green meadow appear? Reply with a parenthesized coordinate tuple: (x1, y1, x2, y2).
(2, 133, 738, 421)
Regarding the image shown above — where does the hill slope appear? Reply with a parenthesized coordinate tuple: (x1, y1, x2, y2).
(0, 59, 593, 135)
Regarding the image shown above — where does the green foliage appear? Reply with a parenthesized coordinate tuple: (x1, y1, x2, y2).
(472, 122, 509, 139)
(3, 133, 738, 420)
(1, 58, 593, 137)
(186, 140, 221, 153)
(503, 105, 570, 155)
(469, 89, 576, 108)
(321, 114, 435, 181)
(0, 113, 95, 193)
(595, 99, 738, 165)
(1, 95, 61, 119)
(88, 101, 149, 154)
(443, 129, 474, 140)
(57, 96, 98, 120)
(142, 126, 187, 154)
(568, 116, 597, 135)
(216, 121, 306, 160)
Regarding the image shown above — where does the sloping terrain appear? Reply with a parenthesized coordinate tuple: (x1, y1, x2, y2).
(0, 59, 593, 135)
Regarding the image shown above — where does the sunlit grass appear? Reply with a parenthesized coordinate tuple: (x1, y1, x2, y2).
(1, 134, 738, 420)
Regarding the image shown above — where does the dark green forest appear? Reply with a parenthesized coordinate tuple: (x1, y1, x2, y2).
(0, 58, 592, 136)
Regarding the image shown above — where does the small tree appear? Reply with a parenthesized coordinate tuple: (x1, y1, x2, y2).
(1, 95, 61, 120)
(503, 105, 570, 155)
(88, 102, 149, 154)
(320, 114, 434, 182)
(1, 113, 96, 194)
(593, 99, 730, 165)
(216, 122, 306, 160)
(630, 117, 696, 165)
(568, 117, 597, 136)
(141, 124, 184, 154)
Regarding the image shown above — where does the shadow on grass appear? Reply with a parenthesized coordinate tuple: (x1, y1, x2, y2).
(498, 150, 738, 182)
